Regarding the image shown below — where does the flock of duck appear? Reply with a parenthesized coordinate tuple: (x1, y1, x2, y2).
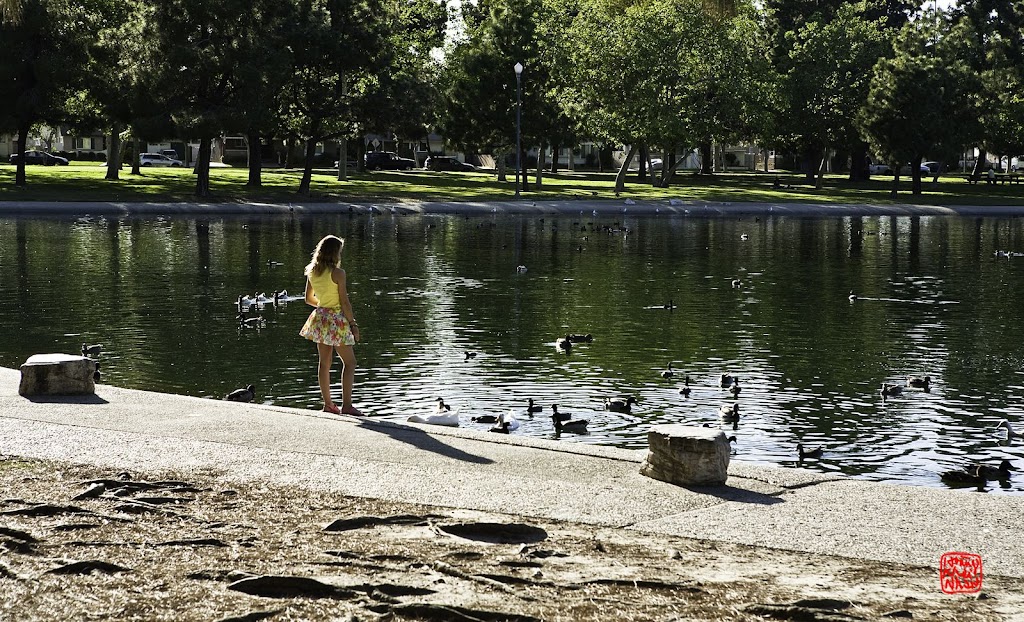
(405, 361, 1018, 488)
(408, 397, 591, 434)
(235, 290, 303, 328)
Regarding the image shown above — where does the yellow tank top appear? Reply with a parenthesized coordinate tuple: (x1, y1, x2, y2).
(309, 268, 341, 310)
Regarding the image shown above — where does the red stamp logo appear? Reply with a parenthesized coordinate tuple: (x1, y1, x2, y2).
(940, 552, 983, 594)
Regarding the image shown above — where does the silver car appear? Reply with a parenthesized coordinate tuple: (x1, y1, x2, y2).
(139, 153, 184, 167)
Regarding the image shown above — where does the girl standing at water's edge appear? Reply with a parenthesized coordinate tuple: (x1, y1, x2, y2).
(299, 235, 363, 416)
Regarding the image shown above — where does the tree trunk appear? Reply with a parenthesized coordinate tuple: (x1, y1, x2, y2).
(356, 138, 366, 172)
(496, 149, 507, 182)
(549, 142, 559, 174)
(131, 136, 141, 175)
(568, 145, 575, 172)
(660, 149, 677, 188)
(801, 146, 817, 183)
(911, 156, 922, 195)
(246, 132, 262, 187)
(816, 148, 826, 189)
(285, 137, 296, 169)
(764, 148, 770, 172)
(15, 124, 28, 186)
(535, 140, 546, 189)
(971, 150, 986, 179)
(638, 144, 648, 181)
(195, 136, 212, 197)
(890, 169, 899, 199)
(849, 142, 869, 182)
(699, 142, 713, 175)
(298, 137, 317, 195)
(614, 144, 638, 194)
(337, 137, 348, 182)
(104, 122, 122, 181)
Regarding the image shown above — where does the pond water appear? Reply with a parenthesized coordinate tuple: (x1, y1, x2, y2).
(1, 211, 1023, 494)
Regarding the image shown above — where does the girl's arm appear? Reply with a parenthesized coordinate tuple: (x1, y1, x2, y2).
(333, 267, 359, 341)
(304, 278, 318, 307)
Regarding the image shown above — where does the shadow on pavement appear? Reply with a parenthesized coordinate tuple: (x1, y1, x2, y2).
(23, 394, 110, 405)
(356, 420, 495, 465)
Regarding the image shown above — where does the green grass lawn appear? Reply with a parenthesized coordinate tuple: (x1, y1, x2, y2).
(1, 162, 1022, 205)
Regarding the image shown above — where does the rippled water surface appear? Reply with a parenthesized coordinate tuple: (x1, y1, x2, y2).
(2, 212, 1023, 493)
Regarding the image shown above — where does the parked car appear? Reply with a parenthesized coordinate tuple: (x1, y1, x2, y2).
(139, 153, 183, 167)
(424, 155, 476, 172)
(333, 159, 359, 169)
(869, 162, 930, 175)
(922, 161, 942, 175)
(8, 150, 69, 166)
(160, 149, 181, 160)
(364, 151, 415, 171)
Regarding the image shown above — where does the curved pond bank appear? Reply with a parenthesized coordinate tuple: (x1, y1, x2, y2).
(2, 365, 1023, 585)
(2, 199, 1024, 217)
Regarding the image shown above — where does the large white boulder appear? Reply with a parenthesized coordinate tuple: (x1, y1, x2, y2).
(640, 424, 730, 486)
(19, 354, 97, 397)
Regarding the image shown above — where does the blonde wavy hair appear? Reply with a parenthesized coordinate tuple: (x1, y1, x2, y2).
(304, 235, 344, 277)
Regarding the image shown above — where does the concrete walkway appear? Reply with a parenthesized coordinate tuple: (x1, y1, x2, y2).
(2, 367, 1022, 581)
(2, 199, 1024, 217)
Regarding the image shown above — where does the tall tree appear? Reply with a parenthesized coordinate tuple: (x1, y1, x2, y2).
(0, 0, 95, 186)
(785, 3, 892, 187)
(858, 12, 976, 195)
(143, 0, 255, 197)
(282, 0, 388, 195)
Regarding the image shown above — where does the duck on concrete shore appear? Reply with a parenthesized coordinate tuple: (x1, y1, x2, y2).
(226, 384, 255, 402)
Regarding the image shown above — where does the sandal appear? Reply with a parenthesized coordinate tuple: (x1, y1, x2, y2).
(340, 405, 365, 417)
(322, 403, 341, 415)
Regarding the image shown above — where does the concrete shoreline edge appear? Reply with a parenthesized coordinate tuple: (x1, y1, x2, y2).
(2, 199, 1024, 217)
(2, 365, 1023, 583)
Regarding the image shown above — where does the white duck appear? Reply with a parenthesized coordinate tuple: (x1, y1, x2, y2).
(408, 406, 461, 427)
(995, 420, 1021, 440)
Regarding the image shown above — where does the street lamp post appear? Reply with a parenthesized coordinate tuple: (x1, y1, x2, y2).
(514, 61, 523, 199)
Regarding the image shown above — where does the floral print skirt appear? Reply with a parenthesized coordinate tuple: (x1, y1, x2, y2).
(299, 307, 355, 346)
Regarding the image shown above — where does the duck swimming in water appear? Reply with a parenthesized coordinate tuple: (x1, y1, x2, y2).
(719, 403, 739, 422)
(605, 395, 637, 412)
(552, 404, 588, 432)
(995, 420, 1021, 440)
(226, 384, 255, 402)
(797, 443, 823, 460)
(679, 376, 692, 397)
(661, 363, 675, 379)
(941, 459, 1015, 484)
(526, 398, 543, 414)
(555, 336, 572, 352)
(729, 379, 741, 397)
(907, 375, 931, 389)
(880, 383, 902, 398)
(409, 406, 461, 427)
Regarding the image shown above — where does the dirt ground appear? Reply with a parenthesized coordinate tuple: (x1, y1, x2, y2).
(1, 455, 1021, 622)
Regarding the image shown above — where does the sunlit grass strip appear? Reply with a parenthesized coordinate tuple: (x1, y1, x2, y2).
(1, 163, 1022, 206)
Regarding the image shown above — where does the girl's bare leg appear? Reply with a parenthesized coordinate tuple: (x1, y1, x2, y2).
(334, 344, 361, 415)
(316, 342, 337, 411)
